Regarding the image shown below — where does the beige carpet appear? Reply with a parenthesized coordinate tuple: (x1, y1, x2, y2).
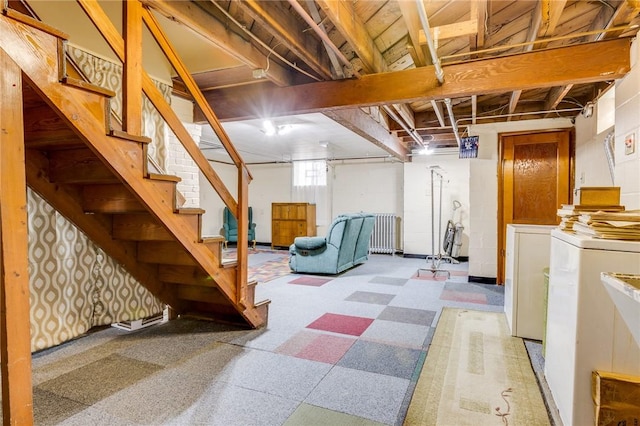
(405, 308, 549, 426)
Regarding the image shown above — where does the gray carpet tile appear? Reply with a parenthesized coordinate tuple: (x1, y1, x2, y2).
(361, 319, 431, 349)
(164, 380, 300, 426)
(55, 406, 136, 426)
(91, 368, 224, 424)
(377, 306, 437, 326)
(284, 403, 386, 426)
(345, 291, 396, 305)
(305, 366, 410, 425)
(216, 349, 333, 401)
(31, 332, 144, 386)
(36, 354, 162, 406)
(368, 276, 409, 286)
(33, 388, 89, 426)
(338, 340, 422, 379)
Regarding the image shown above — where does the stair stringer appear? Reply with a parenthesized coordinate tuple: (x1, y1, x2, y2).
(0, 14, 265, 327)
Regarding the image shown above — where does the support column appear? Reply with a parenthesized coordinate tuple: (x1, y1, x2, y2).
(0, 48, 34, 425)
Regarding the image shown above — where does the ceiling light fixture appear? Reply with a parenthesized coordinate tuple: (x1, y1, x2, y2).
(319, 140, 329, 148)
(262, 120, 293, 136)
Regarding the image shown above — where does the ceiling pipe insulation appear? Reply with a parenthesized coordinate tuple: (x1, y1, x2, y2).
(416, 0, 461, 147)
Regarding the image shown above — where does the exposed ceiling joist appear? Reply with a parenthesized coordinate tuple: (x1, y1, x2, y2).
(397, 0, 428, 66)
(142, 0, 294, 86)
(200, 38, 631, 121)
(232, 0, 332, 80)
(323, 109, 408, 161)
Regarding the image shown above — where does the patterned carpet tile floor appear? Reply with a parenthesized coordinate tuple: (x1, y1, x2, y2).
(30, 254, 514, 426)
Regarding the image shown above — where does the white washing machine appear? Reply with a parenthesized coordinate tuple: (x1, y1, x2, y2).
(504, 224, 554, 340)
(544, 229, 640, 426)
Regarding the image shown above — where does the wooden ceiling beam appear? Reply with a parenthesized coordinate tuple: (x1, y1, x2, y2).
(232, 0, 333, 80)
(202, 38, 631, 121)
(141, 0, 294, 86)
(323, 109, 409, 161)
(316, 0, 388, 75)
(397, 0, 428, 66)
(537, 0, 567, 49)
(315, 0, 416, 154)
(544, 84, 574, 115)
(473, 0, 487, 51)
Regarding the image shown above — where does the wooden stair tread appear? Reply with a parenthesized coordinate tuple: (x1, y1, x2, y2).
(201, 235, 225, 243)
(109, 129, 151, 144)
(177, 208, 206, 215)
(61, 76, 116, 98)
(147, 173, 181, 183)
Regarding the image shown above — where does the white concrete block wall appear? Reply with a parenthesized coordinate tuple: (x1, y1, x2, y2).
(614, 35, 640, 210)
(332, 159, 403, 241)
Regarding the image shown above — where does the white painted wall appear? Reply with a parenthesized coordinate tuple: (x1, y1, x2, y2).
(614, 36, 640, 209)
(404, 154, 470, 256)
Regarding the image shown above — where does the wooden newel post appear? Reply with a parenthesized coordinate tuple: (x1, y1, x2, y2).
(0, 49, 34, 425)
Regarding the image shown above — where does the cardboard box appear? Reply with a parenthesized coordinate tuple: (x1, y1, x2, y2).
(592, 370, 640, 426)
(576, 187, 620, 206)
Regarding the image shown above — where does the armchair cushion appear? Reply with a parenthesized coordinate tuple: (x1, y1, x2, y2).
(293, 236, 327, 252)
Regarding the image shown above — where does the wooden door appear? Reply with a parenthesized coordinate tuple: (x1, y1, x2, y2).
(497, 129, 573, 284)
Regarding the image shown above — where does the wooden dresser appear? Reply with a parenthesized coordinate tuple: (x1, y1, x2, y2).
(271, 203, 316, 248)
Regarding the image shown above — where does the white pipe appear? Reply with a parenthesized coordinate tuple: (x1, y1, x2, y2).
(444, 98, 461, 147)
(383, 105, 424, 147)
(416, 0, 444, 84)
(416, 0, 460, 146)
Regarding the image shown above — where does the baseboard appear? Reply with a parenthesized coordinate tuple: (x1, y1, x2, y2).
(468, 276, 497, 285)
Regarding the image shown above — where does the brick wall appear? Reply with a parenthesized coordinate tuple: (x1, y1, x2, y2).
(166, 123, 201, 208)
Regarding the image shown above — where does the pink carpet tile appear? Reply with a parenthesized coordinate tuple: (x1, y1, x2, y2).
(288, 276, 333, 287)
(439, 289, 488, 304)
(276, 330, 356, 364)
(306, 313, 375, 336)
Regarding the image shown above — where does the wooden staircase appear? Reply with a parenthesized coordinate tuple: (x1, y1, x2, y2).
(0, 7, 269, 328)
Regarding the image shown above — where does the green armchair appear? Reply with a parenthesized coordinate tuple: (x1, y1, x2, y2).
(223, 207, 256, 249)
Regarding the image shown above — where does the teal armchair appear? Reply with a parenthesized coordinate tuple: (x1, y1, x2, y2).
(289, 213, 375, 274)
(223, 207, 256, 248)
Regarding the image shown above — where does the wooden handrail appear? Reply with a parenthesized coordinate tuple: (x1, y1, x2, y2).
(141, 7, 250, 180)
(75, 0, 243, 216)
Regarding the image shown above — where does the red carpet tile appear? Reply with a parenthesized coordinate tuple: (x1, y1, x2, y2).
(306, 313, 374, 336)
(289, 276, 332, 287)
(440, 289, 488, 304)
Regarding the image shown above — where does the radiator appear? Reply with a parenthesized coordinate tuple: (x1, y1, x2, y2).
(369, 214, 397, 254)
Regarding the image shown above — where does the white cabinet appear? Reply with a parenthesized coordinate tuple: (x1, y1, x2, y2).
(504, 224, 554, 340)
(544, 230, 640, 426)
